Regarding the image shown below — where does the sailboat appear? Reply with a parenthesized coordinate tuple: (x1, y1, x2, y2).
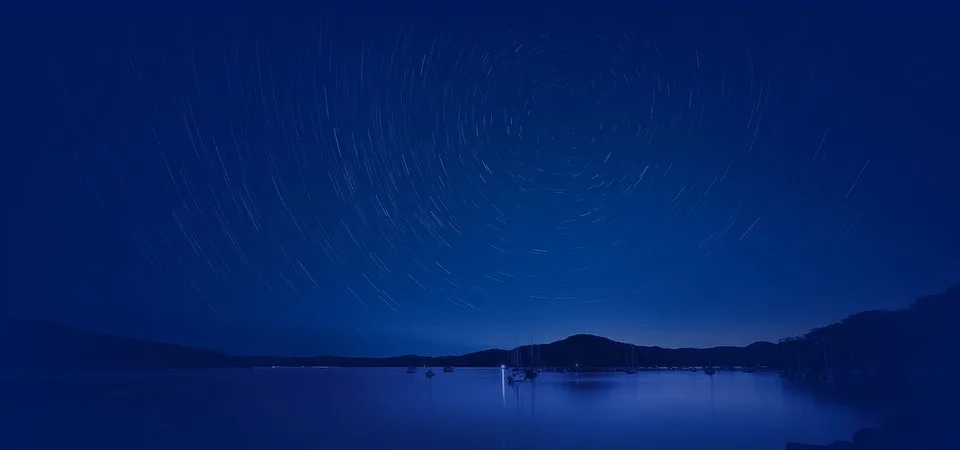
(523, 337, 540, 379)
(624, 345, 638, 374)
(703, 353, 716, 375)
(507, 345, 526, 383)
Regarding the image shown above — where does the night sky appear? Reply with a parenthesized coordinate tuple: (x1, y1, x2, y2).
(2, 4, 958, 357)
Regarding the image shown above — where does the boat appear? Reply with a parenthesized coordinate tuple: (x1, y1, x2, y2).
(702, 352, 716, 375)
(624, 345, 638, 374)
(507, 342, 526, 383)
(522, 336, 540, 379)
(406, 366, 417, 374)
(425, 369, 436, 378)
(443, 366, 454, 373)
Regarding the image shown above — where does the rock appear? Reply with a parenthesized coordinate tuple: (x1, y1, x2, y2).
(790, 410, 959, 450)
(785, 439, 855, 450)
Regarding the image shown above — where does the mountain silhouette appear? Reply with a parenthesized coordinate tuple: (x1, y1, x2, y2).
(0, 319, 779, 369)
(2, 284, 956, 372)
(0, 320, 230, 369)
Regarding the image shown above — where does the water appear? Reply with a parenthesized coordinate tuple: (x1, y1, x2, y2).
(1, 368, 878, 450)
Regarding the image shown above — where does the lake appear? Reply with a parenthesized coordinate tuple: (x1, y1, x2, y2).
(1, 368, 879, 450)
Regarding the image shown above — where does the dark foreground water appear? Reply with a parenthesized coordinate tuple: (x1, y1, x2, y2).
(1, 368, 879, 450)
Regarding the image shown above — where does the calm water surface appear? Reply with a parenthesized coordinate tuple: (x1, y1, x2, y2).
(1, 368, 878, 450)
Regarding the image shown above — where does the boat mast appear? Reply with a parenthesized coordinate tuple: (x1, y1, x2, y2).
(529, 333, 534, 369)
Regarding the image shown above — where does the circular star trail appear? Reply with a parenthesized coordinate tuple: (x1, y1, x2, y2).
(12, 12, 960, 353)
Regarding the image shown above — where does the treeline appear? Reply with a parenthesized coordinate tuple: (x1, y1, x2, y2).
(777, 284, 959, 376)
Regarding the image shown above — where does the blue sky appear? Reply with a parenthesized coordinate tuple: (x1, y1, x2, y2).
(2, 4, 958, 356)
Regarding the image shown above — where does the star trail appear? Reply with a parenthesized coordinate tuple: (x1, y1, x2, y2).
(4, 6, 959, 356)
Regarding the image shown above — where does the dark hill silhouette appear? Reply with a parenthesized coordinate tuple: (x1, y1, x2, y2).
(0, 319, 781, 369)
(779, 283, 960, 376)
(2, 284, 956, 372)
(0, 320, 230, 369)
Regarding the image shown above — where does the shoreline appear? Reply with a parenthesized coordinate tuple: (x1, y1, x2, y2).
(786, 413, 954, 450)
(784, 374, 957, 450)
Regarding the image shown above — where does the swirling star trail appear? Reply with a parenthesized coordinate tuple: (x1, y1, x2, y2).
(3, 7, 959, 356)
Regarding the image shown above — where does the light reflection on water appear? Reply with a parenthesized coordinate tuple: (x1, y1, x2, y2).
(0, 368, 879, 450)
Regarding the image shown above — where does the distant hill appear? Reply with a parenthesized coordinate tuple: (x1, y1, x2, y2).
(1, 283, 956, 370)
(284, 336, 779, 369)
(0, 320, 776, 369)
(0, 320, 230, 369)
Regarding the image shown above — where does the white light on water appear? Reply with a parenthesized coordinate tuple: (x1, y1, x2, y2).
(500, 367, 506, 407)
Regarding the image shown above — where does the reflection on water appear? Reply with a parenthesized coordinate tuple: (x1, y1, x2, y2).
(501, 367, 506, 408)
(0, 368, 879, 450)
